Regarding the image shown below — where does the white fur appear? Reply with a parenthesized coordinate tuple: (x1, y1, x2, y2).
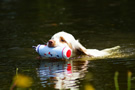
(48, 31, 120, 57)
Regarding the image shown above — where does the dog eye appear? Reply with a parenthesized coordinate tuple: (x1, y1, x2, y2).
(61, 39, 65, 42)
(60, 37, 66, 43)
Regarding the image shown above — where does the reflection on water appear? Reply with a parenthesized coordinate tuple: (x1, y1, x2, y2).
(0, 0, 135, 90)
(36, 45, 135, 90)
(37, 60, 89, 89)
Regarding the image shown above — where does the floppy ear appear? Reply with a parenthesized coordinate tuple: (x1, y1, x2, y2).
(73, 40, 88, 55)
(75, 47, 87, 55)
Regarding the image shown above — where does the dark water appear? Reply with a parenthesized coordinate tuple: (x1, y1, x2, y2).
(0, 0, 135, 90)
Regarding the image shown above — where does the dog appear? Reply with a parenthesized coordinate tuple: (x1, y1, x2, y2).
(47, 31, 120, 57)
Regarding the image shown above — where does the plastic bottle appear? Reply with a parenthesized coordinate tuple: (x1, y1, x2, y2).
(33, 45, 72, 59)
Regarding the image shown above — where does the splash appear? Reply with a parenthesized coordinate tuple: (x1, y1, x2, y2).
(106, 45, 135, 59)
(70, 45, 135, 61)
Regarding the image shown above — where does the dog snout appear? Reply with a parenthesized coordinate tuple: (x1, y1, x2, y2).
(48, 40, 55, 47)
(49, 40, 53, 44)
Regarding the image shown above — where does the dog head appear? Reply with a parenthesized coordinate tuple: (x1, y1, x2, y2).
(47, 31, 87, 56)
(47, 31, 74, 49)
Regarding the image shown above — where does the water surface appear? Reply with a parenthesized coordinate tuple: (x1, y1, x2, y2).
(0, 0, 135, 90)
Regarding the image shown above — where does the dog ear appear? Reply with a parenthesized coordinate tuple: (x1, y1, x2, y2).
(74, 40, 88, 55)
(75, 47, 87, 55)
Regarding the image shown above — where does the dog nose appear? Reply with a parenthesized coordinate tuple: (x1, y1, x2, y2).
(48, 40, 55, 47)
(49, 40, 53, 44)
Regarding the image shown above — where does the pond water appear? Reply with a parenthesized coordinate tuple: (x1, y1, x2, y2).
(0, 0, 135, 90)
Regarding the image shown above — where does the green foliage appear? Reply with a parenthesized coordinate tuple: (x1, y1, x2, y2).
(114, 71, 132, 90)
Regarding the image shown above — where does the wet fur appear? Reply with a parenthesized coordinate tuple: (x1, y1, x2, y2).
(47, 31, 120, 57)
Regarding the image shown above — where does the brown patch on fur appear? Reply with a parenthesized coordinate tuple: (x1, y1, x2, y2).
(75, 48, 87, 55)
(60, 36, 73, 50)
(60, 36, 67, 43)
(67, 43, 72, 50)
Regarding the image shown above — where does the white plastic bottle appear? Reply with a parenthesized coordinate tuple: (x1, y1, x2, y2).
(33, 45, 72, 59)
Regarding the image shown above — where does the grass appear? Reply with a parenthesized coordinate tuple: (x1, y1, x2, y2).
(114, 71, 119, 90)
(114, 71, 132, 90)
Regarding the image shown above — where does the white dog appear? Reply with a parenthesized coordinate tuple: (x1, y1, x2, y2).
(47, 31, 120, 57)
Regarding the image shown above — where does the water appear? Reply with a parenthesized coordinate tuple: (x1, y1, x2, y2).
(0, 0, 135, 90)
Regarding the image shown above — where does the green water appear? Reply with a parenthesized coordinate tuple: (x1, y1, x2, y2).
(0, 0, 135, 90)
